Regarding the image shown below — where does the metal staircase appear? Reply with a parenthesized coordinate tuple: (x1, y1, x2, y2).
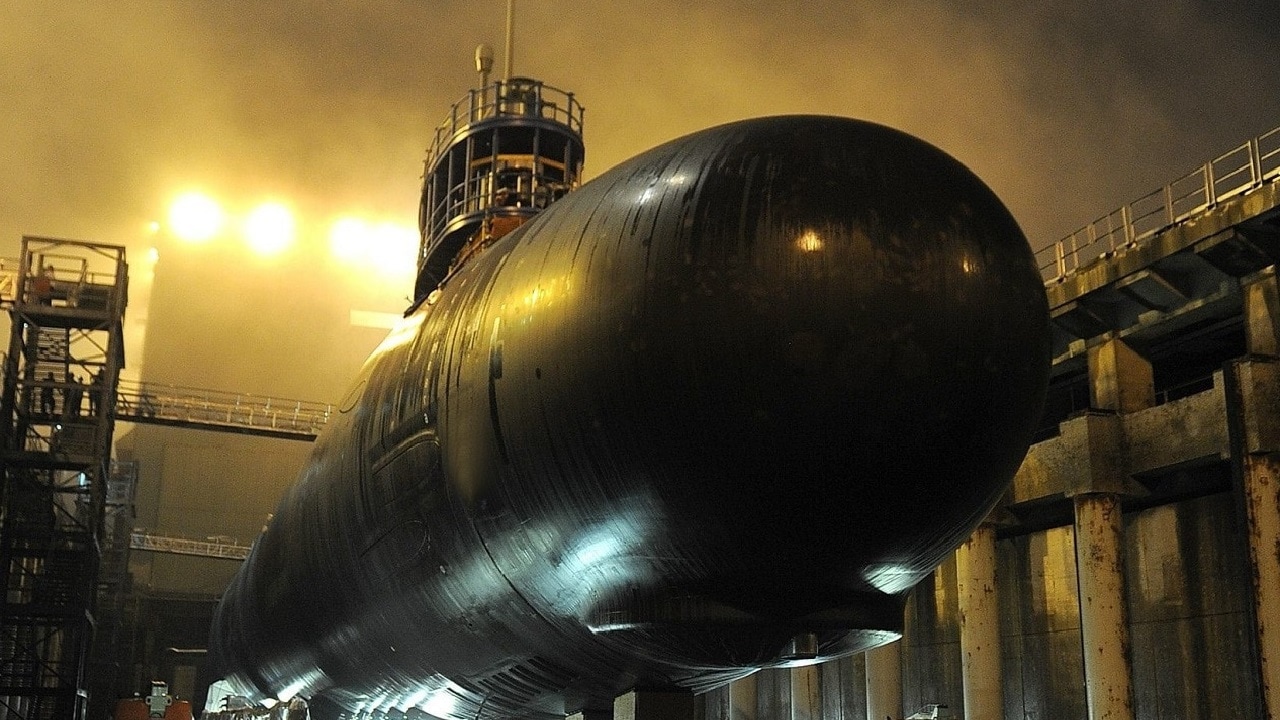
(0, 237, 127, 720)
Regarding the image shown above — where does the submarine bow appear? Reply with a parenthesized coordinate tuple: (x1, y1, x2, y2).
(209, 115, 1051, 720)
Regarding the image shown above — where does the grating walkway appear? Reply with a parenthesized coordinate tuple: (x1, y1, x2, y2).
(111, 379, 331, 441)
(128, 530, 251, 560)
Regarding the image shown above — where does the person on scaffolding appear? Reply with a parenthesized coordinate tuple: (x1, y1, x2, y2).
(39, 371, 56, 415)
(88, 368, 105, 416)
(30, 264, 54, 305)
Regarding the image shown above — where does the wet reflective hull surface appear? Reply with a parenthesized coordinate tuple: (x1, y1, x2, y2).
(209, 116, 1051, 720)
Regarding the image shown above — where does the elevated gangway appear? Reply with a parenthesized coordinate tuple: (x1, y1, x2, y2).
(128, 530, 251, 561)
(111, 380, 331, 441)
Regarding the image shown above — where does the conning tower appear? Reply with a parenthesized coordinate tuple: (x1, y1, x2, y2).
(415, 72, 585, 303)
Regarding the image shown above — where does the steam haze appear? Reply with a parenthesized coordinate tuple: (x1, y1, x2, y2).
(3, 0, 1279, 399)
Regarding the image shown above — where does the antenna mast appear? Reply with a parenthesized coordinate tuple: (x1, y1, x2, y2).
(504, 0, 515, 79)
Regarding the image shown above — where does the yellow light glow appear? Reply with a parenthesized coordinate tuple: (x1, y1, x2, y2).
(168, 192, 224, 242)
(329, 217, 367, 262)
(796, 230, 824, 253)
(244, 202, 295, 255)
(368, 223, 417, 277)
(328, 218, 416, 277)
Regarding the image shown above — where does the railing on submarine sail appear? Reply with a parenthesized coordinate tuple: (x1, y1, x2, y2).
(421, 167, 576, 256)
(426, 78, 584, 163)
(1036, 122, 1280, 281)
(112, 379, 332, 440)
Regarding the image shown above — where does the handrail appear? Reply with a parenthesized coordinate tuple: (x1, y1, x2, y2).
(129, 529, 251, 560)
(425, 170, 569, 244)
(426, 79, 584, 170)
(1037, 122, 1280, 281)
(113, 379, 333, 438)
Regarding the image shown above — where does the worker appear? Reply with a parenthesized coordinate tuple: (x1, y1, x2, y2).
(88, 369, 105, 416)
(30, 264, 53, 305)
(63, 373, 83, 419)
(39, 372, 55, 415)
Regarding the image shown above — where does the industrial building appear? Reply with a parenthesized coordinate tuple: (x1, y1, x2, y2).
(2, 87, 1279, 720)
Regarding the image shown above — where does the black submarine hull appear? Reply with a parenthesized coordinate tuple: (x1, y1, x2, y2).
(209, 116, 1050, 719)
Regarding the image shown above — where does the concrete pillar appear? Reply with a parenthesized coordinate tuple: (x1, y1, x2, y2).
(1073, 492, 1134, 720)
(1087, 335, 1154, 412)
(1242, 453, 1280, 718)
(579, 708, 614, 720)
(791, 665, 820, 720)
(729, 673, 758, 720)
(614, 691, 696, 720)
(956, 523, 1002, 720)
(864, 641, 901, 720)
(1244, 268, 1280, 357)
(1227, 358, 1280, 716)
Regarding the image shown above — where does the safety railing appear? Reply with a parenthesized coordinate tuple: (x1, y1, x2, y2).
(129, 530, 251, 560)
(426, 78, 584, 166)
(423, 169, 573, 247)
(0, 257, 17, 302)
(1038, 123, 1280, 280)
(113, 379, 333, 438)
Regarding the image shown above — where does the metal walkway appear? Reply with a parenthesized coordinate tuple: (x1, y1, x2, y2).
(112, 379, 331, 441)
(128, 530, 251, 561)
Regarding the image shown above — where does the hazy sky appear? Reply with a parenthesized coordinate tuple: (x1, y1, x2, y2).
(3, 0, 1279, 395)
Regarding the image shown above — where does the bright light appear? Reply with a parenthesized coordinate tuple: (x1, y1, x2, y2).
(244, 202, 295, 255)
(168, 192, 224, 242)
(328, 217, 368, 262)
(329, 218, 416, 277)
(369, 223, 417, 276)
(423, 688, 459, 718)
(796, 230, 824, 253)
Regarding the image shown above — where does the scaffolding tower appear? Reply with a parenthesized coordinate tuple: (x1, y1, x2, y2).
(0, 237, 127, 720)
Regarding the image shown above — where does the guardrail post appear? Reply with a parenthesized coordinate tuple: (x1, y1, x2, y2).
(1120, 205, 1134, 247)
(1205, 162, 1217, 206)
(1251, 138, 1263, 188)
(1163, 184, 1175, 226)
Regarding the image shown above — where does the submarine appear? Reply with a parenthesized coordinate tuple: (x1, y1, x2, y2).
(207, 76, 1050, 720)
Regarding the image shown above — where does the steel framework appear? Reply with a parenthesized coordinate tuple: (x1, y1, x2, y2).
(0, 237, 127, 720)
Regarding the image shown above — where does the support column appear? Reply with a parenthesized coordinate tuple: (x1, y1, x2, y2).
(1244, 267, 1280, 357)
(791, 665, 820, 720)
(614, 690, 696, 720)
(1073, 492, 1134, 720)
(1242, 453, 1280, 718)
(1225, 358, 1280, 717)
(1087, 334, 1154, 413)
(956, 522, 1002, 720)
(729, 673, 758, 720)
(864, 641, 901, 720)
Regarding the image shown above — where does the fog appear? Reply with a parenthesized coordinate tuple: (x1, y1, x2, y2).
(2, 0, 1279, 398)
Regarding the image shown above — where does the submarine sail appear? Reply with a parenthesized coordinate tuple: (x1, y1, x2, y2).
(208, 78, 1050, 720)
